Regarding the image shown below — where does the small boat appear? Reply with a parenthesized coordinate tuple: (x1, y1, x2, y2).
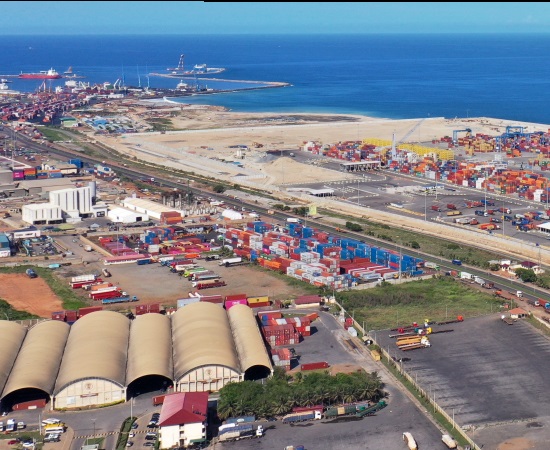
(19, 68, 62, 79)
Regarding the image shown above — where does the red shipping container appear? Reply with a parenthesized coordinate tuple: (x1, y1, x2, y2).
(51, 311, 65, 321)
(13, 399, 47, 411)
(300, 361, 330, 371)
(148, 303, 160, 313)
(78, 306, 103, 317)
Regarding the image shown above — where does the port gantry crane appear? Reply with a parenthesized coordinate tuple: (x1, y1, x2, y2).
(452, 128, 472, 145)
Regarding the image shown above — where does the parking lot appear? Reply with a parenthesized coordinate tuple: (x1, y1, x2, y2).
(376, 314, 550, 450)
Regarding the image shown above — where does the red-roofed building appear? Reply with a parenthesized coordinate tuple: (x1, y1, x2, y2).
(159, 392, 208, 448)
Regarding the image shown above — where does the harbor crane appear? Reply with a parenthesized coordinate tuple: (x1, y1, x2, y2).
(390, 117, 428, 160)
(452, 128, 472, 145)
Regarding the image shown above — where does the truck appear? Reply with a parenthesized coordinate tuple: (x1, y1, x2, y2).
(194, 280, 227, 289)
(90, 290, 124, 300)
(324, 402, 371, 418)
(447, 203, 457, 210)
(498, 207, 512, 214)
(451, 259, 462, 266)
(84, 245, 92, 252)
(182, 267, 208, 278)
(101, 295, 138, 305)
(454, 217, 469, 224)
(354, 400, 388, 418)
(102, 268, 112, 278)
(424, 262, 440, 270)
(6, 419, 15, 432)
(219, 257, 243, 267)
(494, 290, 523, 301)
(396, 336, 431, 351)
(171, 263, 198, 273)
(286, 218, 302, 223)
(218, 424, 263, 442)
(204, 254, 221, 261)
(441, 434, 458, 449)
(152, 395, 165, 406)
(469, 218, 479, 225)
(25, 268, 37, 279)
(431, 205, 442, 212)
(282, 410, 322, 423)
(459, 271, 473, 281)
(446, 210, 461, 216)
(474, 276, 485, 286)
(474, 210, 487, 216)
(191, 271, 221, 281)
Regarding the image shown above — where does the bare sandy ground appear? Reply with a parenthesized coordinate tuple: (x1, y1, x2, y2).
(88, 100, 550, 186)
(0, 274, 63, 318)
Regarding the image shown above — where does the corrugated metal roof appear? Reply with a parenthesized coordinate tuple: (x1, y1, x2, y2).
(227, 304, 272, 374)
(0, 322, 27, 395)
(54, 311, 130, 394)
(18, 179, 74, 189)
(2, 320, 70, 399)
(127, 314, 173, 386)
(122, 197, 179, 215)
(172, 302, 240, 381)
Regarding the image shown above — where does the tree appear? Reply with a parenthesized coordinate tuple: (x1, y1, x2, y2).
(213, 184, 226, 193)
(515, 268, 537, 283)
(410, 241, 420, 249)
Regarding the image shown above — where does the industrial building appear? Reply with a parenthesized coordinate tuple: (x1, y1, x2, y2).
(0, 304, 272, 411)
(0, 233, 11, 257)
(21, 203, 63, 225)
(121, 197, 181, 221)
(18, 178, 74, 196)
(107, 206, 149, 224)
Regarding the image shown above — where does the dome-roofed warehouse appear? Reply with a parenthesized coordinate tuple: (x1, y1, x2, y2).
(227, 304, 273, 380)
(0, 322, 27, 410)
(172, 302, 242, 392)
(1, 320, 70, 410)
(126, 313, 173, 398)
(53, 311, 130, 409)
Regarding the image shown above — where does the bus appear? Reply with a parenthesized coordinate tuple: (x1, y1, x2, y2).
(44, 425, 65, 434)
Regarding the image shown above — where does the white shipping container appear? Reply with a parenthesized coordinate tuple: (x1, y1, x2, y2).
(348, 327, 358, 337)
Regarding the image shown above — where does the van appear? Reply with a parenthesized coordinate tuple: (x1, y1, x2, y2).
(452, 259, 462, 266)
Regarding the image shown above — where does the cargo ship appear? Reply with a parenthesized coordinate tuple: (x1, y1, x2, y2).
(167, 54, 225, 76)
(18, 68, 62, 79)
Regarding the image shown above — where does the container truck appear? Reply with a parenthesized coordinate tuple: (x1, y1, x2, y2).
(354, 400, 388, 418)
(102, 268, 112, 278)
(218, 424, 263, 442)
(182, 267, 208, 278)
(324, 402, 370, 418)
(190, 271, 219, 281)
(286, 218, 302, 223)
(495, 290, 523, 300)
(219, 257, 243, 267)
(90, 290, 124, 300)
(447, 204, 457, 210)
(194, 280, 226, 289)
(101, 295, 138, 305)
(474, 276, 485, 286)
(171, 263, 198, 273)
(454, 217, 469, 224)
(446, 210, 461, 216)
(424, 262, 440, 270)
(459, 272, 473, 281)
(431, 205, 442, 212)
(282, 410, 322, 424)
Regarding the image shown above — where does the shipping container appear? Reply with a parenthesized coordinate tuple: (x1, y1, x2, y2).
(13, 399, 47, 411)
(300, 361, 330, 371)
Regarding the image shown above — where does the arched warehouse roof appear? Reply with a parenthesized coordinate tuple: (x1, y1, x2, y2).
(0, 322, 27, 394)
(126, 313, 173, 385)
(172, 302, 240, 381)
(227, 304, 272, 379)
(54, 311, 130, 395)
(2, 320, 70, 399)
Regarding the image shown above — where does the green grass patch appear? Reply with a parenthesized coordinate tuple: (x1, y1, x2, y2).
(248, 264, 320, 298)
(84, 437, 104, 446)
(338, 276, 503, 331)
(39, 127, 68, 142)
(0, 266, 87, 311)
(115, 416, 137, 450)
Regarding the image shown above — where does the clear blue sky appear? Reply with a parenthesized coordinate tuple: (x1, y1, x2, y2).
(1, 2, 549, 35)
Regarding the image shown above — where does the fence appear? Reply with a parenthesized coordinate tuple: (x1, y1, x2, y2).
(334, 299, 480, 450)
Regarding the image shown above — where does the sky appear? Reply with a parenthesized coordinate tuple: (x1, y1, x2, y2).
(1, 2, 549, 35)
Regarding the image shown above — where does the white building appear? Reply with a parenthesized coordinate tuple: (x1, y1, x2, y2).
(107, 207, 149, 224)
(0, 234, 10, 258)
(22, 203, 63, 225)
(49, 186, 93, 220)
(158, 392, 208, 449)
(121, 197, 181, 221)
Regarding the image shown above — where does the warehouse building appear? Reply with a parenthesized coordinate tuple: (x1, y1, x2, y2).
(1, 321, 70, 410)
(172, 302, 243, 393)
(18, 178, 74, 196)
(49, 186, 93, 219)
(22, 203, 63, 225)
(0, 302, 272, 411)
(0, 233, 11, 258)
(107, 206, 149, 224)
(121, 197, 181, 221)
(52, 311, 130, 409)
(126, 314, 173, 398)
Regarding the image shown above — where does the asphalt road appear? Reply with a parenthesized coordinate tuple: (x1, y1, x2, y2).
(375, 314, 550, 450)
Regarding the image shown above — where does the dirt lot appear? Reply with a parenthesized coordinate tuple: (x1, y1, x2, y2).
(79, 258, 311, 310)
(0, 274, 63, 317)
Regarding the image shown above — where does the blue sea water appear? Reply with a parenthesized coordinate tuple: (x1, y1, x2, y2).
(2, 34, 550, 123)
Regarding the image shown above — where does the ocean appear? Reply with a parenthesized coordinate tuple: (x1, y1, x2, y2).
(2, 33, 550, 124)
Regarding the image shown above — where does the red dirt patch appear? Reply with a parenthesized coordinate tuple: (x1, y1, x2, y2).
(0, 274, 63, 318)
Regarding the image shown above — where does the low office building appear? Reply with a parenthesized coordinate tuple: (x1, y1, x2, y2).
(107, 207, 149, 224)
(121, 197, 180, 221)
(158, 392, 208, 449)
(0, 234, 10, 258)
